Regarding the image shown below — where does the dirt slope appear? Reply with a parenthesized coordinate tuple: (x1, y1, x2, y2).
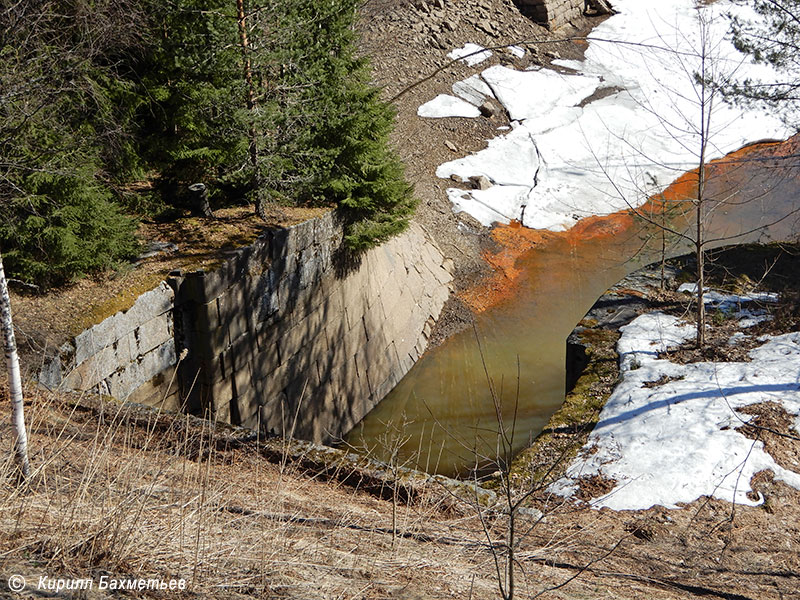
(356, 0, 602, 338)
(358, 0, 596, 278)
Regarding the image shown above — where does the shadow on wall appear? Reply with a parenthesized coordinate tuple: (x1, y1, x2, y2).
(170, 210, 453, 444)
(39, 210, 452, 445)
(514, 0, 590, 30)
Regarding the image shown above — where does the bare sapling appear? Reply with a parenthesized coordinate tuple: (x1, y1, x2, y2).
(592, 12, 800, 349)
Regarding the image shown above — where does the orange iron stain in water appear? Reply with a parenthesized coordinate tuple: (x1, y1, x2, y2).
(459, 137, 796, 314)
(459, 221, 551, 313)
(461, 211, 635, 313)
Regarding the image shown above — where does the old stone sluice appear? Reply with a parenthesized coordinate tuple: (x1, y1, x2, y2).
(36, 0, 599, 471)
(40, 0, 788, 475)
(40, 211, 454, 444)
(35, 144, 800, 479)
(355, 155, 800, 476)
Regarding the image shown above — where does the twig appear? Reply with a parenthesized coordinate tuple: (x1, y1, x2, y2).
(7, 278, 39, 291)
(531, 536, 627, 599)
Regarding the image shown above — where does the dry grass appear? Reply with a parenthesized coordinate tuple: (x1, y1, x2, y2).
(0, 382, 532, 599)
(2, 378, 798, 599)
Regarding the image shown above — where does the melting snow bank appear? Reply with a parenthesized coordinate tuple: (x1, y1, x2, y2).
(447, 43, 492, 67)
(421, 0, 793, 230)
(418, 94, 481, 118)
(550, 300, 800, 511)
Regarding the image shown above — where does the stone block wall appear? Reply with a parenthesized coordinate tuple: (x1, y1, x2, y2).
(173, 213, 453, 443)
(41, 211, 453, 444)
(516, 0, 584, 29)
(39, 282, 181, 410)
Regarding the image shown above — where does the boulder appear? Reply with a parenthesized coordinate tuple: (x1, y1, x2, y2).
(468, 175, 493, 190)
(479, 99, 500, 118)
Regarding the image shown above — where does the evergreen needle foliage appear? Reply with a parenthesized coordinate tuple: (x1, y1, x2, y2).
(0, 0, 143, 287)
(0, 0, 415, 287)
(729, 0, 800, 125)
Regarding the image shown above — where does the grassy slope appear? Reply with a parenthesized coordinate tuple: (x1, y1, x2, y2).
(0, 384, 507, 599)
(4, 334, 799, 600)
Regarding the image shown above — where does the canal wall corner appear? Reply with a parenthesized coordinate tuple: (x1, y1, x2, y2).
(39, 211, 454, 443)
(515, 0, 585, 30)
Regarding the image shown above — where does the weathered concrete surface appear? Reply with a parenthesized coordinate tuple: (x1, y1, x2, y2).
(42, 211, 453, 445)
(515, 0, 584, 29)
(174, 213, 454, 443)
(40, 281, 180, 410)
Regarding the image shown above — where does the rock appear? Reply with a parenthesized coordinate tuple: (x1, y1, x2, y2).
(468, 175, 492, 190)
(138, 241, 179, 261)
(586, 0, 616, 16)
(445, 140, 458, 152)
(433, 0, 445, 8)
(544, 50, 561, 59)
(517, 506, 544, 519)
(477, 19, 495, 35)
(479, 99, 500, 118)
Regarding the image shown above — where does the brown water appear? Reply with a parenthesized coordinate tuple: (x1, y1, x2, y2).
(348, 137, 800, 477)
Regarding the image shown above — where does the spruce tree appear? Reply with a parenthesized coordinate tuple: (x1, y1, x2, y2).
(136, 0, 247, 198)
(729, 0, 800, 125)
(0, 0, 140, 287)
(1, 0, 416, 287)
(245, 0, 416, 248)
(140, 0, 415, 249)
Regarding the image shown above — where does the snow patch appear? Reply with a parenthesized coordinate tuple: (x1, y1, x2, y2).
(421, 0, 792, 230)
(436, 126, 539, 187)
(417, 95, 481, 118)
(481, 65, 600, 122)
(452, 75, 496, 107)
(551, 312, 800, 511)
(447, 186, 530, 226)
(738, 313, 772, 328)
(448, 43, 492, 66)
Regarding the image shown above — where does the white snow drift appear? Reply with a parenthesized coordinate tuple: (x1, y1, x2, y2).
(421, 0, 793, 229)
(550, 297, 800, 511)
(447, 43, 492, 67)
(417, 94, 481, 118)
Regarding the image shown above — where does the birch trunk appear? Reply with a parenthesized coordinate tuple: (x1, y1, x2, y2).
(0, 252, 31, 479)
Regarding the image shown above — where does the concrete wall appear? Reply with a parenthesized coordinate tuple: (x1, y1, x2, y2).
(516, 0, 584, 30)
(39, 282, 181, 410)
(41, 212, 453, 444)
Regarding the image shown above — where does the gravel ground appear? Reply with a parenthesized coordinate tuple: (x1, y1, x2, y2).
(356, 0, 604, 340)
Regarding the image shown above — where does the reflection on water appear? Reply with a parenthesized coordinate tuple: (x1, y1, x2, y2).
(348, 137, 800, 477)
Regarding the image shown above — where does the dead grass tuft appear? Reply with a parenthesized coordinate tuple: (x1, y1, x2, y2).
(575, 474, 617, 502)
(0, 382, 505, 599)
